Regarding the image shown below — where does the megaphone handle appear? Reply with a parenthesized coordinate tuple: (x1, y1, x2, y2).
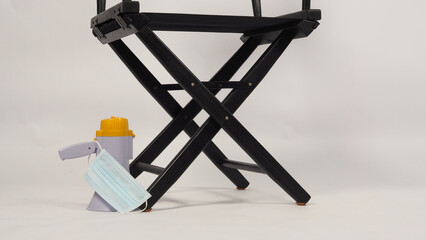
(58, 142, 99, 160)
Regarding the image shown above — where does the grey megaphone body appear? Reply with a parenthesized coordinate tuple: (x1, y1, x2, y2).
(58, 117, 135, 212)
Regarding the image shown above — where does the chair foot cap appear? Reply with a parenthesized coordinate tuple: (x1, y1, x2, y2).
(296, 202, 306, 206)
(236, 187, 246, 190)
(144, 208, 152, 212)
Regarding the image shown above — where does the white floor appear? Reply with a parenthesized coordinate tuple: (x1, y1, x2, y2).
(1, 185, 425, 240)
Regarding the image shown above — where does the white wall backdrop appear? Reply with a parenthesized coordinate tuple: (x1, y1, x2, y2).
(1, 0, 425, 239)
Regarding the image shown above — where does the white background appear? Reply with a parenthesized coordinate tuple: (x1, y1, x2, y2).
(1, 0, 425, 239)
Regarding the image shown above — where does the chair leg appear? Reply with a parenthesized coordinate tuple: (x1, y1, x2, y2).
(137, 26, 311, 204)
(109, 40, 250, 188)
(143, 119, 222, 209)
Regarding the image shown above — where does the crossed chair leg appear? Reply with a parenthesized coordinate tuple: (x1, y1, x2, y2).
(109, 26, 310, 211)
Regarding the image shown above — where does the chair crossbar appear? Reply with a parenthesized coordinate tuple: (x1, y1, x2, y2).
(222, 159, 264, 174)
(133, 162, 164, 175)
(159, 81, 252, 91)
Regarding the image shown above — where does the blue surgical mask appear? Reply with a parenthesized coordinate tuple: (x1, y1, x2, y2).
(84, 150, 151, 213)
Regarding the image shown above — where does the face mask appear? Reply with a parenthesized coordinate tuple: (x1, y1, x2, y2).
(85, 149, 151, 213)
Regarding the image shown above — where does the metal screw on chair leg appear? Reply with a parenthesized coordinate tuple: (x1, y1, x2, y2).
(248, 82, 253, 87)
(191, 83, 195, 87)
(225, 116, 229, 120)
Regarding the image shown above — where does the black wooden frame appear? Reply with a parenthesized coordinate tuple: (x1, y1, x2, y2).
(90, 0, 321, 211)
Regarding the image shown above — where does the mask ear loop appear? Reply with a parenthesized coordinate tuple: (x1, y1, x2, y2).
(139, 201, 149, 212)
(88, 141, 104, 165)
(125, 201, 148, 214)
(94, 140, 103, 151)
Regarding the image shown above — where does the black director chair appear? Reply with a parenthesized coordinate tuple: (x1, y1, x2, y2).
(91, 0, 321, 211)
